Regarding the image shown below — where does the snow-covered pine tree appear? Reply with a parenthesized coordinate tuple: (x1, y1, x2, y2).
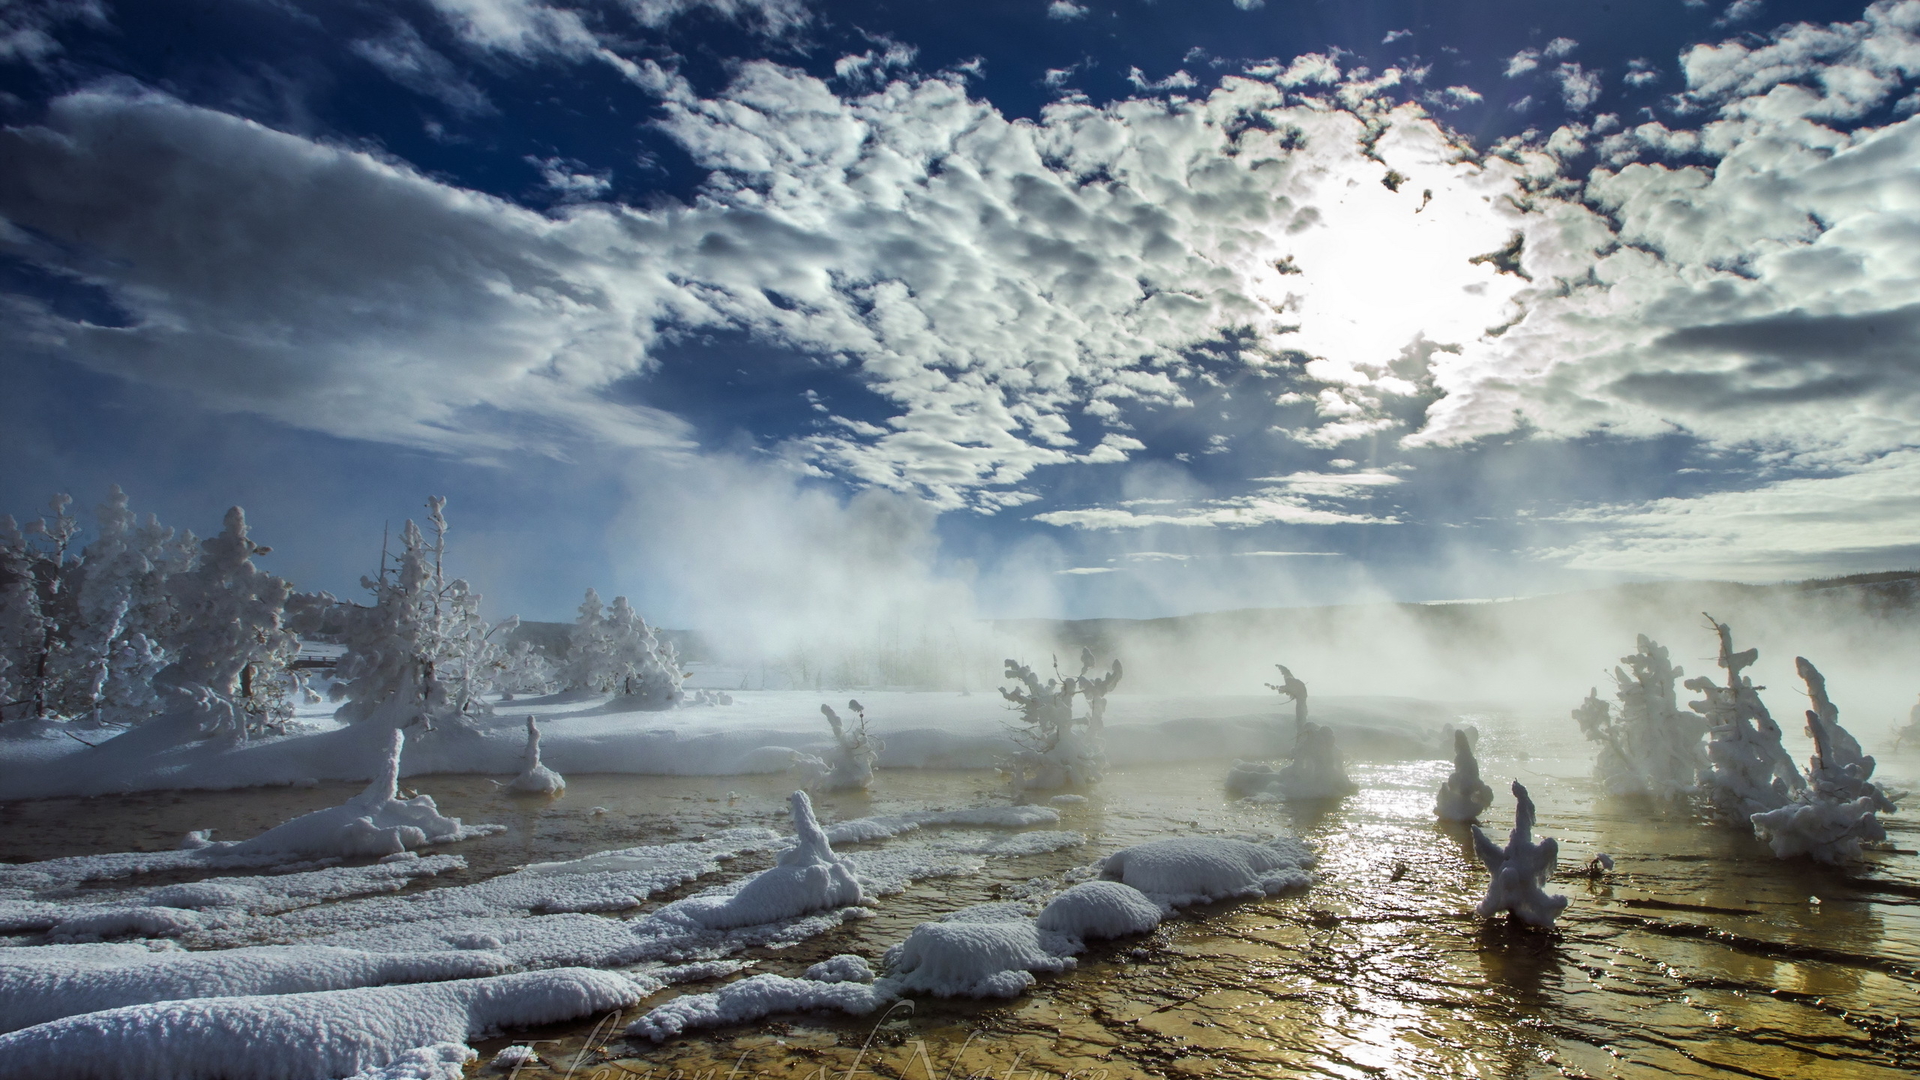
(330, 498, 516, 731)
(498, 639, 559, 699)
(71, 487, 195, 727)
(561, 588, 611, 695)
(0, 496, 85, 724)
(158, 506, 297, 738)
(561, 589, 682, 709)
(1688, 616, 1803, 823)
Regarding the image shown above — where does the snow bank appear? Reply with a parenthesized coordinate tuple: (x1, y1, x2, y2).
(343, 1044, 474, 1080)
(0, 967, 645, 1080)
(1035, 881, 1162, 941)
(1097, 837, 1315, 907)
(229, 730, 500, 859)
(0, 944, 511, 1033)
(670, 792, 863, 931)
(1433, 729, 1494, 822)
(505, 716, 564, 795)
(627, 973, 894, 1041)
(1471, 781, 1567, 928)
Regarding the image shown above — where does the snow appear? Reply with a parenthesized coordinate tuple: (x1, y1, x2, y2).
(0, 968, 646, 1080)
(822, 804, 1060, 844)
(1433, 728, 1494, 822)
(803, 954, 875, 983)
(882, 918, 1075, 998)
(627, 973, 894, 1041)
(1096, 837, 1316, 907)
(505, 716, 564, 795)
(1749, 657, 1901, 864)
(670, 791, 863, 930)
(225, 730, 501, 859)
(1691, 618, 1802, 823)
(0, 944, 512, 1033)
(1574, 635, 1707, 799)
(1226, 667, 1356, 801)
(1035, 880, 1163, 941)
(1471, 781, 1568, 928)
(342, 1044, 474, 1080)
(799, 701, 880, 791)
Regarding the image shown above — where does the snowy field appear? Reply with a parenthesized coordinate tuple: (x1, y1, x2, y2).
(1, 695, 1917, 1080)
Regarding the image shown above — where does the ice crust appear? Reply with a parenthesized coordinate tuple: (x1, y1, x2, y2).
(0, 968, 644, 1080)
(1471, 781, 1568, 928)
(1433, 729, 1494, 822)
(1097, 837, 1315, 906)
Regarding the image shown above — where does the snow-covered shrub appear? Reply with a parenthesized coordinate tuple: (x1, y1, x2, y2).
(507, 716, 565, 795)
(1750, 657, 1901, 864)
(1471, 781, 1568, 928)
(1573, 635, 1707, 798)
(331, 499, 517, 731)
(997, 654, 1113, 791)
(809, 699, 880, 791)
(1688, 617, 1803, 823)
(1434, 728, 1494, 822)
(496, 640, 558, 699)
(561, 589, 682, 709)
(1265, 663, 1309, 730)
(159, 506, 298, 739)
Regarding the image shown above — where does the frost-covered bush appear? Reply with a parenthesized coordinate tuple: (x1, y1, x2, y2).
(496, 640, 558, 699)
(1227, 664, 1354, 801)
(1688, 617, 1803, 823)
(1573, 635, 1707, 798)
(1750, 657, 1901, 864)
(997, 652, 1118, 791)
(1471, 781, 1568, 928)
(562, 589, 682, 710)
(806, 699, 880, 791)
(331, 499, 517, 731)
(1434, 728, 1494, 822)
(158, 507, 298, 739)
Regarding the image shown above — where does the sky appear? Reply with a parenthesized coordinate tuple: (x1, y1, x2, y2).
(3, 0, 1919, 646)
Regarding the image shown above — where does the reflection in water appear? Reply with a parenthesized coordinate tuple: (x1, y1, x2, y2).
(3, 720, 1918, 1079)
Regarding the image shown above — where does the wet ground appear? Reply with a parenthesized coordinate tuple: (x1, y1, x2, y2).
(4, 717, 1918, 1080)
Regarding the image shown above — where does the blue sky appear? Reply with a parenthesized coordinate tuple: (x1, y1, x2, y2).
(3, 0, 1918, 640)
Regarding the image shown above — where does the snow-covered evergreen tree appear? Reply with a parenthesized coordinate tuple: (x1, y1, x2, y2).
(498, 640, 559, 699)
(71, 487, 194, 726)
(1688, 617, 1803, 823)
(158, 506, 297, 739)
(0, 496, 84, 724)
(1574, 635, 1707, 798)
(0, 513, 48, 724)
(561, 588, 682, 709)
(331, 498, 516, 731)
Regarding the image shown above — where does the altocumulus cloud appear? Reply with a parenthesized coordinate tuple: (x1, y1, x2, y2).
(5, 1, 1920, 579)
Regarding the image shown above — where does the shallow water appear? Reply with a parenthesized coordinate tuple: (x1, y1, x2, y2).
(5, 719, 1919, 1079)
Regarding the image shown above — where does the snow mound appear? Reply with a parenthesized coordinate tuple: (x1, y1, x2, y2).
(1097, 837, 1315, 907)
(343, 1043, 475, 1080)
(882, 919, 1074, 998)
(0, 967, 645, 1080)
(1035, 881, 1162, 941)
(671, 791, 863, 931)
(506, 717, 564, 795)
(0, 944, 512, 1034)
(1433, 728, 1494, 822)
(803, 954, 875, 983)
(1471, 781, 1568, 928)
(42, 907, 205, 944)
(230, 730, 501, 859)
(627, 973, 894, 1041)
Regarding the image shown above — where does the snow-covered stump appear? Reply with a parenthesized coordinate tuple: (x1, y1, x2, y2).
(1574, 635, 1707, 799)
(228, 730, 500, 859)
(672, 791, 864, 930)
(506, 716, 564, 795)
(1434, 728, 1494, 822)
(1689, 617, 1802, 823)
(1471, 781, 1568, 928)
(1750, 658, 1900, 864)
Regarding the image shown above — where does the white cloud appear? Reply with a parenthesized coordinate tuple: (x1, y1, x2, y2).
(1233, 0, 1265, 10)
(352, 22, 495, 116)
(1382, 29, 1412, 45)
(1056, 565, 1119, 574)
(1544, 37, 1578, 59)
(1506, 49, 1541, 78)
(1555, 62, 1602, 111)
(1047, 1, 1088, 20)
(1032, 491, 1398, 529)
(1717, 0, 1765, 27)
(1126, 67, 1199, 92)
(0, 0, 105, 67)
(1624, 58, 1661, 87)
(528, 155, 612, 198)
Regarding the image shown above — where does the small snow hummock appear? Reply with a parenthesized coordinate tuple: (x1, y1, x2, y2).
(1034, 880, 1163, 940)
(1690, 617, 1803, 823)
(1097, 836, 1315, 907)
(227, 730, 500, 859)
(1471, 781, 1568, 928)
(883, 919, 1074, 999)
(1433, 728, 1494, 822)
(1573, 635, 1707, 799)
(671, 791, 863, 930)
(506, 716, 565, 795)
(1749, 657, 1901, 864)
